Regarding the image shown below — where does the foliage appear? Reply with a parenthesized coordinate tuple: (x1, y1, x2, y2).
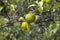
(0, 0, 60, 40)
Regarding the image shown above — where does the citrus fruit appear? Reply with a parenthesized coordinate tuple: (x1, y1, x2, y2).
(45, 0, 52, 4)
(25, 12, 36, 23)
(21, 22, 30, 32)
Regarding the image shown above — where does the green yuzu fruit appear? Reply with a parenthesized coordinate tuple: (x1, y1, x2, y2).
(25, 12, 36, 23)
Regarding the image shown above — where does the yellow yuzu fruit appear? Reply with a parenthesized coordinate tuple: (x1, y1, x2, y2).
(21, 22, 30, 32)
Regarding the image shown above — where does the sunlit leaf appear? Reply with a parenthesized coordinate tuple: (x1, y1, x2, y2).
(28, 4, 36, 8)
(38, 7, 43, 13)
(38, 1, 43, 7)
(0, 6, 3, 11)
(35, 1, 43, 7)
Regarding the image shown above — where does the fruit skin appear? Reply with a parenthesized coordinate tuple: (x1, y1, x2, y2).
(21, 22, 30, 32)
(25, 12, 36, 23)
(45, 0, 52, 4)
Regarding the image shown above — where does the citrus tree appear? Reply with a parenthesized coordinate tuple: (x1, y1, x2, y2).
(0, 0, 60, 40)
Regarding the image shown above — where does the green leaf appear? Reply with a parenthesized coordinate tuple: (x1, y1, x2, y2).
(43, 4, 51, 11)
(29, 0, 33, 3)
(53, 3, 60, 9)
(43, 21, 60, 40)
(16, 0, 20, 3)
(38, 7, 43, 13)
(0, 18, 5, 25)
(35, 1, 43, 7)
(0, 6, 3, 11)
